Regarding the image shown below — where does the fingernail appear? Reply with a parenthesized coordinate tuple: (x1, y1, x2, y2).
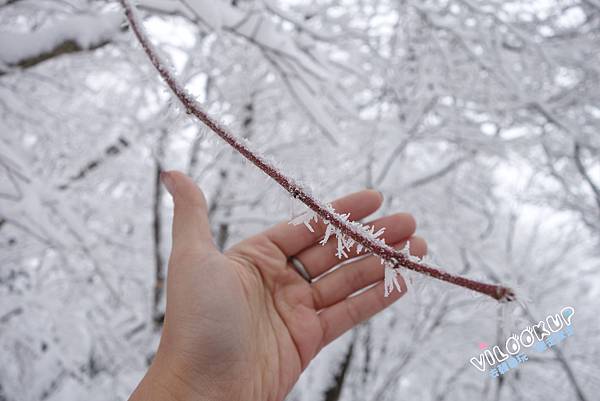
(160, 171, 176, 195)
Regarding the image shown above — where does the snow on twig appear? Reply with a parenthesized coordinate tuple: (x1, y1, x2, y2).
(0, 12, 122, 67)
(118, 0, 514, 302)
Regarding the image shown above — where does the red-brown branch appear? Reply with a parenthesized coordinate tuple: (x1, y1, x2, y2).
(119, 0, 514, 302)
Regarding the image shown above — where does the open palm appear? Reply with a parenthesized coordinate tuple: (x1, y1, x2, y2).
(131, 171, 426, 401)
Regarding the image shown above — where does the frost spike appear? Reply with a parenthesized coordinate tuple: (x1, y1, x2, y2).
(119, 0, 514, 302)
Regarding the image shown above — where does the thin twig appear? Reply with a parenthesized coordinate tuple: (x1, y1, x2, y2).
(118, 0, 514, 302)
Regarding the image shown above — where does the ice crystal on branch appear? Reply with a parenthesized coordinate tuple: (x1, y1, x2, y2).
(292, 203, 407, 297)
(289, 208, 318, 233)
(291, 203, 388, 262)
(384, 264, 404, 297)
(119, 0, 514, 302)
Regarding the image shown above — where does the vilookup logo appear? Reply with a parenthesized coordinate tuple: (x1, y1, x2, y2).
(469, 306, 575, 377)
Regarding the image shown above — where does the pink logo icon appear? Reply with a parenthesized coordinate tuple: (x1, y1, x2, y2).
(479, 342, 489, 350)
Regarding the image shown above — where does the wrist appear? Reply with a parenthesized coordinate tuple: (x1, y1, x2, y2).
(160, 349, 241, 401)
(130, 348, 241, 401)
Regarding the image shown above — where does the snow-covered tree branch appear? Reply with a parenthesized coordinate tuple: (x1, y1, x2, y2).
(0, 11, 122, 74)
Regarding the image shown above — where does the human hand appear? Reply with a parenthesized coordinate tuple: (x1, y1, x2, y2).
(129, 171, 426, 401)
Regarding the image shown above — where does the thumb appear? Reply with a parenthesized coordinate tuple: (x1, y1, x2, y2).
(161, 170, 216, 254)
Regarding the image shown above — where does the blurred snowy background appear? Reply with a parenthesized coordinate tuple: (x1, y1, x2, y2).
(1, 0, 599, 400)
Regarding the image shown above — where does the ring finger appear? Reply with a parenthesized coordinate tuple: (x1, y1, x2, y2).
(312, 236, 427, 310)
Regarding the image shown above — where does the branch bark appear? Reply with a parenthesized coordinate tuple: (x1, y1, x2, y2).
(152, 159, 165, 328)
(118, 0, 514, 302)
(574, 141, 600, 212)
(323, 341, 354, 401)
(152, 129, 168, 328)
